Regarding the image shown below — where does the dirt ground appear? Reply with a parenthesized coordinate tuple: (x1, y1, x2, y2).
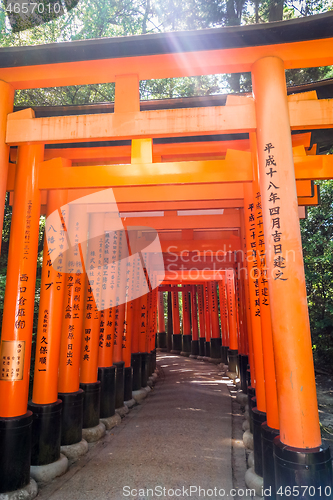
(316, 372, 333, 449)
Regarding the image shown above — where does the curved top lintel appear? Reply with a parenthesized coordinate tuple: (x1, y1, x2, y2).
(0, 12, 333, 68)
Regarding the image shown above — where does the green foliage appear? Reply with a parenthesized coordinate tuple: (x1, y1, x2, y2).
(0, 256, 7, 323)
(152, 0, 224, 30)
(286, 67, 332, 86)
(300, 180, 333, 371)
(15, 83, 116, 107)
(2, 194, 12, 245)
(140, 75, 229, 100)
(163, 291, 168, 330)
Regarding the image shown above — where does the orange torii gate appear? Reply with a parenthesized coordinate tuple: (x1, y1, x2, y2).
(0, 11, 333, 499)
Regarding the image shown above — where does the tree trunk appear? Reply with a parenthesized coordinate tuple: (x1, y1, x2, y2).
(269, 0, 284, 21)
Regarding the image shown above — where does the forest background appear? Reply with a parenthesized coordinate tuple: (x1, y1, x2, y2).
(0, 0, 333, 371)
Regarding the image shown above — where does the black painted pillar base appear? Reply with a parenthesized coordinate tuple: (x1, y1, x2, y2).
(249, 395, 257, 435)
(239, 354, 249, 394)
(221, 345, 229, 364)
(150, 352, 155, 376)
(182, 334, 192, 355)
(191, 340, 199, 356)
(114, 361, 125, 409)
(98, 366, 116, 418)
(146, 353, 152, 377)
(141, 352, 148, 388)
(131, 353, 142, 391)
(238, 354, 243, 387)
(247, 385, 255, 403)
(171, 334, 182, 353)
(252, 407, 267, 477)
(152, 349, 156, 372)
(274, 438, 333, 498)
(124, 366, 133, 402)
(246, 367, 251, 388)
(247, 386, 256, 433)
(151, 350, 155, 373)
(79, 381, 101, 429)
(228, 348, 239, 374)
(0, 411, 32, 493)
(28, 399, 62, 466)
(210, 337, 222, 359)
(261, 422, 279, 499)
(58, 389, 84, 446)
(157, 331, 167, 349)
(199, 338, 205, 356)
(205, 341, 211, 358)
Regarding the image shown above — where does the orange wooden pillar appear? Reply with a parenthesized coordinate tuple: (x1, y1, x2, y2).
(79, 212, 105, 432)
(234, 276, 242, 353)
(239, 265, 250, 362)
(149, 289, 155, 350)
(197, 284, 206, 357)
(252, 56, 331, 490)
(131, 295, 142, 390)
(57, 203, 88, 446)
(139, 293, 149, 387)
(181, 285, 192, 355)
(139, 248, 153, 388)
(218, 275, 229, 365)
(124, 297, 133, 400)
(157, 289, 167, 349)
(29, 189, 67, 467)
(252, 156, 279, 434)
(236, 266, 250, 394)
(113, 303, 126, 363)
(0, 144, 44, 494)
(252, 185, 280, 487)
(190, 285, 199, 357)
(203, 283, 211, 358)
(239, 209, 256, 391)
(171, 286, 181, 353)
(150, 284, 158, 372)
(166, 285, 173, 352)
(147, 282, 158, 373)
(98, 230, 116, 421)
(243, 183, 267, 435)
(123, 257, 136, 403)
(245, 177, 275, 480)
(130, 254, 143, 391)
(234, 274, 243, 355)
(226, 269, 239, 373)
(113, 229, 127, 410)
(113, 303, 126, 408)
(209, 281, 221, 359)
(146, 290, 154, 376)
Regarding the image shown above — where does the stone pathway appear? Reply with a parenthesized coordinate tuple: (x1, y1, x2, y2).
(37, 354, 235, 500)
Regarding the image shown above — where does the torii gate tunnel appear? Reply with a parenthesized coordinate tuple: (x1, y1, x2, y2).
(0, 11, 333, 499)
